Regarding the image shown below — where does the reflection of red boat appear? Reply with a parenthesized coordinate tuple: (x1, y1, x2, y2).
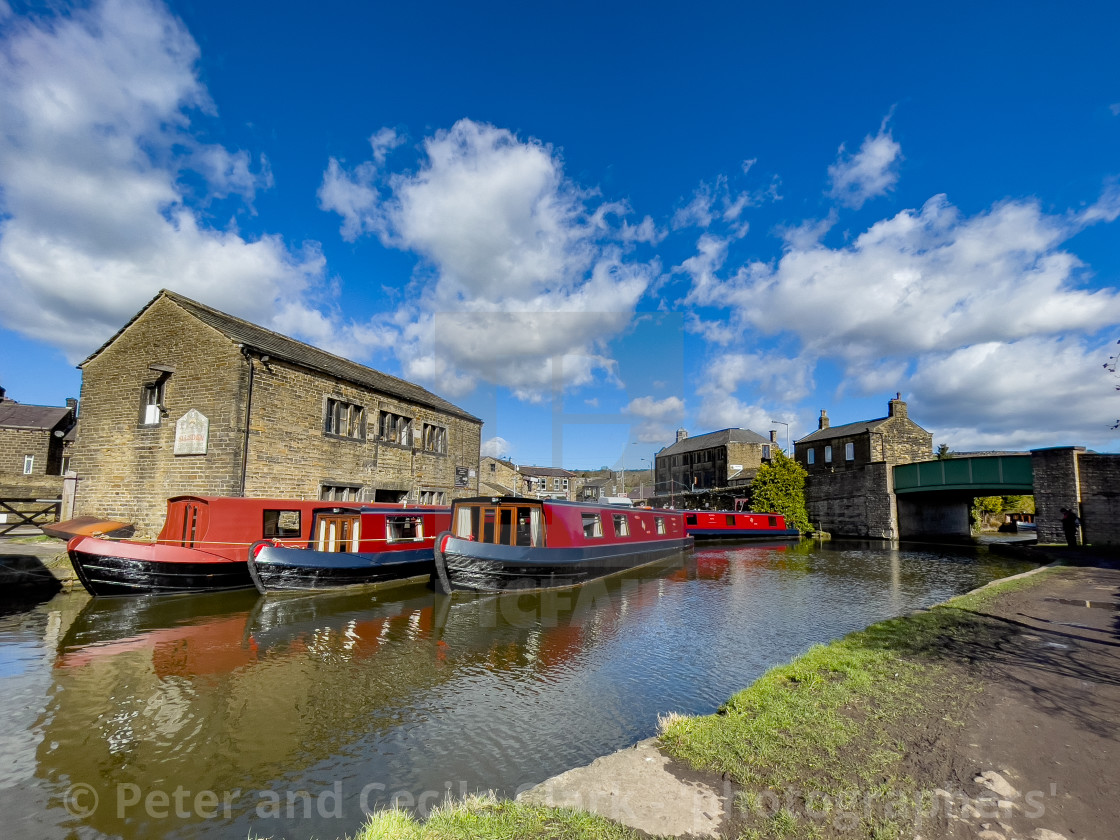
(247, 505, 450, 593)
(684, 510, 799, 541)
(433, 496, 693, 593)
(67, 496, 357, 596)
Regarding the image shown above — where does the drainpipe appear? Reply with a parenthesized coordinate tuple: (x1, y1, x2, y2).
(240, 347, 256, 496)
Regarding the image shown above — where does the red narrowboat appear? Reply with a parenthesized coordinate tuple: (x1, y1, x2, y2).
(67, 496, 358, 597)
(247, 504, 451, 593)
(683, 510, 800, 541)
(432, 496, 694, 594)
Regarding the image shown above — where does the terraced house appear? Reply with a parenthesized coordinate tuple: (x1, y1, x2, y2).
(71, 290, 482, 537)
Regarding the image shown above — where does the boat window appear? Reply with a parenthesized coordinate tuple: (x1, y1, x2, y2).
(725, 514, 736, 526)
(499, 507, 513, 545)
(685, 514, 697, 526)
(613, 514, 630, 537)
(655, 516, 666, 535)
(263, 509, 302, 539)
(515, 506, 542, 546)
(316, 514, 360, 552)
(582, 513, 603, 539)
(455, 505, 476, 538)
(481, 508, 497, 543)
(387, 515, 423, 542)
(768, 516, 778, 527)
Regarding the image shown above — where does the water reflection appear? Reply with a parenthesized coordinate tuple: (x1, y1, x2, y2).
(0, 541, 1036, 839)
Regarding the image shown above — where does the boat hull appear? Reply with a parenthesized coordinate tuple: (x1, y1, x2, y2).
(433, 534, 694, 594)
(68, 538, 253, 597)
(687, 528, 800, 541)
(248, 544, 435, 593)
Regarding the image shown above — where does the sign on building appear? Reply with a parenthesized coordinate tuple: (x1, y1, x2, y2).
(174, 409, 209, 455)
(454, 466, 469, 488)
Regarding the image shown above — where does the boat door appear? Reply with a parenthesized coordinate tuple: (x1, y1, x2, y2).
(166, 499, 210, 548)
(454, 502, 543, 547)
(314, 511, 361, 553)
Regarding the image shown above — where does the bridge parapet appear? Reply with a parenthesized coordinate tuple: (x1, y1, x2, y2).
(893, 455, 1034, 495)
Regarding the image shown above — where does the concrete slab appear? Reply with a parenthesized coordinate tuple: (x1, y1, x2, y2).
(517, 737, 727, 838)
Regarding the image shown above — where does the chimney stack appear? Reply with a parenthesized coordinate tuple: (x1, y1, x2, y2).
(819, 410, 829, 430)
(769, 430, 778, 443)
(0, 386, 6, 402)
(676, 428, 688, 442)
(66, 397, 78, 417)
(888, 393, 907, 419)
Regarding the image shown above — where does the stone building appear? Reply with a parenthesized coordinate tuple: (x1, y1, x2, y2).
(518, 466, 577, 500)
(793, 395, 933, 537)
(71, 290, 482, 537)
(653, 427, 776, 504)
(479, 456, 522, 496)
(0, 390, 77, 480)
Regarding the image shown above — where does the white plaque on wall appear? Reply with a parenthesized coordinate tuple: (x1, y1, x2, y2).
(174, 409, 209, 455)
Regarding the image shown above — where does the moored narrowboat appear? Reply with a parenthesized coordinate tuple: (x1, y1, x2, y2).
(247, 504, 451, 593)
(432, 496, 694, 594)
(683, 510, 800, 541)
(67, 496, 357, 597)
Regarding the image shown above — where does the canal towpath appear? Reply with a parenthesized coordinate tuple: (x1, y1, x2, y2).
(520, 555, 1120, 840)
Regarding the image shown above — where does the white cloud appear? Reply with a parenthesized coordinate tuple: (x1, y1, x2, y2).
(827, 120, 902, 209)
(909, 336, 1120, 450)
(0, 0, 326, 361)
(1110, 103, 1120, 117)
(481, 436, 512, 458)
(626, 395, 686, 421)
(321, 118, 658, 399)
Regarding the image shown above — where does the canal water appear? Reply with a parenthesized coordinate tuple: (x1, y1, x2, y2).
(0, 540, 1035, 839)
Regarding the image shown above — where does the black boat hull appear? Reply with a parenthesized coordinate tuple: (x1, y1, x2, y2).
(687, 528, 800, 541)
(68, 549, 254, 597)
(432, 534, 694, 594)
(248, 544, 435, 593)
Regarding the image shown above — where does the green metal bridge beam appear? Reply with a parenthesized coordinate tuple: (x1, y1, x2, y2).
(892, 454, 1034, 496)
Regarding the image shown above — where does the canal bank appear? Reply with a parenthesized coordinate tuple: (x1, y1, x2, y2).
(348, 558, 1120, 840)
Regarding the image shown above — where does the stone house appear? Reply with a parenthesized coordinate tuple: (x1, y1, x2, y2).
(0, 390, 77, 480)
(71, 290, 482, 537)
(479, 456, 521, 496)
(793, 396, 933, 537)
(517, 466, 577, 500)
(654, 427, 776, 502)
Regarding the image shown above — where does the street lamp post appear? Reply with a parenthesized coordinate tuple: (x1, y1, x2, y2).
(770, 420, 790, 456)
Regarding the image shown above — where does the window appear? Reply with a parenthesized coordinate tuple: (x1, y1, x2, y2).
(315, 513, 361, 553)
(613, 514, 630, 536)
(263, 509, 302, 538)
(845, 442, 855, 461)
(489, 462, 496, 472)
(762, 444, 771, 460)
(23, 455, 34, 475)
(726, 514, 737, 526)
(685, 514, 697, 525)
(325, 398, 365, 439)
(768, 516, 778, 527)
(141, 381, 164, 425)
(60, 455, 71, 475)
(387, 515, 423, 542)
(807, 449, 815, 465)
(824, 445, 832, 463)
(418, 490, 446, 505)
(422, 423, 448, 454)
(655, 516, 667, 535)
(582, 512, 603, 538)
(378, 411, 413, 446)
(320, 483, 361, 502)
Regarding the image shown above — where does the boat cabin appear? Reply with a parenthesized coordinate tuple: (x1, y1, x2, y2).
(306, 505, 450, 554)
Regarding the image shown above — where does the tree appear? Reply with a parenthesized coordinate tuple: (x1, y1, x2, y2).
(749, 451, 810, 532)
(970, 495, 1003, 530)
(936, 443, 952, 460)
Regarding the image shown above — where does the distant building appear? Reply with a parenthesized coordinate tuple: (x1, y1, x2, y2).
(793, 395, 933, 537)
(517, 466, 577, 500)
(0, 389, 77, 479)
(479, 456, 521, 496)
(71, 290, 482, 537)
(579, 475, 613, 501)
(654, 427, 776, 502)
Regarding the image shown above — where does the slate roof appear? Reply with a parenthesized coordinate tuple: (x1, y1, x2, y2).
(81, 290, 480, 423)
(0, 401, 73, 431)
(796, 417, 892, 444)
(658, 428, 771, 457)
(518, 465, 577, 478)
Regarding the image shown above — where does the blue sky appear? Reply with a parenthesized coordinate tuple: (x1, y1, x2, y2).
(1, 0, 1118, 472)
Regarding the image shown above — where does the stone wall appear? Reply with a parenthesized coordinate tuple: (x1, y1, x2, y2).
(805, 462, 896, 538)
(1077, 454, 1120, 546)
(1030, 447, 1083, 545)
(479, 457, 521, 495)
(72, 296, 482, 537)
(0, 428, 59, 475)
(71, 298, 251, 536)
